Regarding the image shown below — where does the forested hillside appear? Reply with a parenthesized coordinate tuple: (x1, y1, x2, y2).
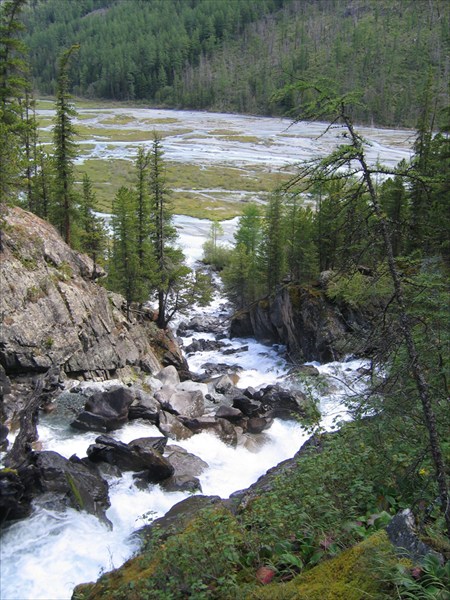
(23, 0, 449, 127)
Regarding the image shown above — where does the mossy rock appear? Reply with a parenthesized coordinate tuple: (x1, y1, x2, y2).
(246, 531, 397, 600)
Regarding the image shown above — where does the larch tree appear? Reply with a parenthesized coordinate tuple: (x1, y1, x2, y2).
(280, 79, 449, 535)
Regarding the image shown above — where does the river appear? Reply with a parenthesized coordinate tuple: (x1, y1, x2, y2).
(0, 106, 406, 600)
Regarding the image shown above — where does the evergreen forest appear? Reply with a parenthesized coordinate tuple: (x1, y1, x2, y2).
(22, 0, 450, 127)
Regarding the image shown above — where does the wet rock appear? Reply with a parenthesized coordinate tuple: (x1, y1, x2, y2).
(0, 364, 11, 403)
(215, 405, 244, 422)
(33, 450, 111, 523)
(159, 475, 202, 493)
(213, 374, 238, 395)
(222, 345, 248, 356)
(71, 386, 134, 432)
(158, 410, 194, 440)
(164, 445, 209, 476)
(215, 333, 228, 341)
(247, 416, 273, 434)
(0, 468, 30, 522)
(256, 384, 309, 420)
(86, 435, 174, 482)
(128, 436, 168, 455)
(158, 445, 208, 493)
(243, 386, 258, 399)
(128, 392, 160, 423)
(161, 390, 205, 418)
(200, 362, 242, 378)
(180, 416, 238, 447)
(185, 339, 225, 354)
(232, 396, 262, 417)
(0, 424, 9, 451)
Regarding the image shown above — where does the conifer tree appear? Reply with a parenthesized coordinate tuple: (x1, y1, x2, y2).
(134, 145, 155, 292)
(52, 44, 79, 246)
(222, 204, 262, 306)
(0, 0, 28, 251)
(281, 79, 449, 535)
(148, 134, 178, 328)
(262, 191, 286, 293)
(78, 173, 107, 277)
(108, 186, 144, 319)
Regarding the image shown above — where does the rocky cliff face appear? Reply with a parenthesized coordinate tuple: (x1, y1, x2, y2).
(230, 283, 373, 364)
(0, 207, 187, 403)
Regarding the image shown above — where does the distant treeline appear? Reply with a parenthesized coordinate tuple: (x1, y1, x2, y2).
(23, 0, 449, 127)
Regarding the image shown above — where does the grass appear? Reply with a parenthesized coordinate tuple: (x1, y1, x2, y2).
(75, 125, 193, 142)
(74, 158, 289, 218)
(36, 98, 292, 219)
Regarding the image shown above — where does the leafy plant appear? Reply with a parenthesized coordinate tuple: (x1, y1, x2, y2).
(392, 555, 450, 599)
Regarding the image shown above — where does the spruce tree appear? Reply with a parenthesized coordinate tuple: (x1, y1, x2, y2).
(52, 44, 79, 246)
(79, 173, 107, 277)
(0, 0, 28, 251)
(148, 134, 177, 328)
(108, 186, 144, 319)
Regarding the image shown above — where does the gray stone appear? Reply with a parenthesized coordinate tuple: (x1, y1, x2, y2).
(86, 435, 174, 481)
(158, 410, 194, 440)
(164, 444, 209, 476)
(33, 451, 111, 524)
(163, 390, 205, 418)
(386, 509, 444, 564)
(155, 366, 180, 387)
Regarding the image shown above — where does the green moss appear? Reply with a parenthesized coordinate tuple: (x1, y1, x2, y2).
(65, 473, 85, 510)
(0, 468, 19, 476)
(247, 532, 397, 600)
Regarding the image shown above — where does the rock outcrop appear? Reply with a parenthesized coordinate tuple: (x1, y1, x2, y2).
(230, 284, 374, 363)
(0, 207, 187, 413)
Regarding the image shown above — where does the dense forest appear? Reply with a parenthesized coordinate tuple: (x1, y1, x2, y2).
(22, 0, 450, 127)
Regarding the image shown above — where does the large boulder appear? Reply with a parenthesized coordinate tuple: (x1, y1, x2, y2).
(386, 509, 444, 564)
(128, 391, 161, 423)
(160, 445, 209, 493)
(86, 435, 174, 482)
(155, 365, 180, 387)
(159, 390, 205, 418)
(30, 451, 111, 523)
(158, 410, 194, 440)
(180, 416, 238, 447)
(70, 386, 134, 432)
(256, 384, 310, 419)
(0, 207, 192, 422)
(0, 468, 30, 522)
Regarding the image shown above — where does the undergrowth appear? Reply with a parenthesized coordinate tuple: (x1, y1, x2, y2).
(73, 416, 448, 600)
